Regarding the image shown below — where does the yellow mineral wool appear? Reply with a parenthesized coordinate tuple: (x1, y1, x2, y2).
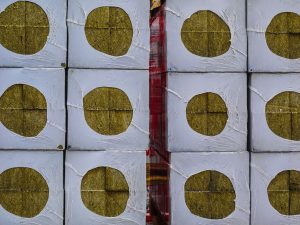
(81, 167, 129, 217)
(0, 84, 47, 137)
(266, 91, 300, 141)
(186, 92, 228, 136)
(266, 12, 300, 59)
(185, 170, 236, 219)
(83, 87, 133, 135)
(0, 167, 49, 218)
(181, 10, 231, 57)
(85, 6, 133, 56)
(268, 170, 300, 215)
(0, 1, 49, 55)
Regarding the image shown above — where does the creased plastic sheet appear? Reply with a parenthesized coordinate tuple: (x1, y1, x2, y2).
(248, 0, 300, 72)
(0, 0, 67, 68)
(67, 0, 150, 69)
(170, 152, 250, 225)
(0, 68, 66, 150)
(67, 69, 149, 151)
(167, 72, 247, 152)
(251, 152, 300, 225)
(65, 151, 146, 225)
(165, 0, 247, 72)
(0, 151, 64, 225)
(250, 73, 300, 152)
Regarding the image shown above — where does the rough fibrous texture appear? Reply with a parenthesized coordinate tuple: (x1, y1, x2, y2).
(85, 6, 133, 56)
(81, 167, 129, 217)
(0, 1, 49, 55)
(266, 91, 300, 141)
(83, 87, 133, 135)
(185, 170, 236, 219)
(0, 84, 47, 137)
(181, 10, 231, 57)
(186, 92, 228, 136)
(268, 170, 300, 215)
(0, 167, 49, 218)
(266, 12, 300, 59)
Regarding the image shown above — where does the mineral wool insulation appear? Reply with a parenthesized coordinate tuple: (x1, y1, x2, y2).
(165, 0, 247, 72)
(0, 151, 64, 225)
(248, 0, 300, 72)
(167, 73, 247, 152)
(170, 152, 250, 225)
(251, 153, 300, 225)
(0, 68, 65, 150)
(250, 73, 300, 152)
(65, 151, 147, 225)
(67, 69, 149, 151)
(68, 0, 150, 69)
(0, 0, 67, 68)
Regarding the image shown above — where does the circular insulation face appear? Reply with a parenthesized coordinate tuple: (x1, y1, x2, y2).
(185, 170, 236, 219)
(0, 1, 49, 55)
(267, 170, 300, 215)
(85, 6, 133, 56)
(186, 92, 228, 136)
(181, 10, 231, 57)
(0, 167, 49, 218)
(265, 91, 300, 141)
(81, 167, 130, 217)
(266, 12, 300, 59)
(83, 87, 133, 136)
(0, 84, 47, 137)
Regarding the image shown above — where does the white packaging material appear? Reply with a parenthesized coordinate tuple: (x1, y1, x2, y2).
(68, 0, 150, 69)
(0, 68, 65, 150)
(0, 0, 67, 68)
(251, 152, 300, 225)
(168, 73, 247, 152)
(165, 0, 247, 72)
(65, 151, 146, 225)
(68, 69, 149, 150)
(0, 151, 64, 225)
(170, 152, 250, 225)
(248, 0, 300, 72)
(250, 73, 300, 152)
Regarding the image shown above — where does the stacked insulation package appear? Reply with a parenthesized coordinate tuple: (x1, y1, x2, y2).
(165, 0, 250, 224)
(248, 0, 300, 224)
(0, 0, 150, 225)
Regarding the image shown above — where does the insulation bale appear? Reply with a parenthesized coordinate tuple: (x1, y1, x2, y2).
(165, 0, 247, 72)
(251, 152, 300, 225)
(65, 151, 147, 225)
(68, 0, 150, 69)
(0, 68, 65, 150)
(248, 0, 300, 72)
(170, 152, 250, 225)
(0, 151, 63, 225)
(167, 72, 247, 152)
(250, 73, 300, 152)
(67, 69, 149, 151)
(0, 0, 67, 68)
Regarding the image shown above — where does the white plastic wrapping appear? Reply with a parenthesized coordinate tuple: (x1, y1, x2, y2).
(65, 151, 146, 225)
(0, 0, 67, 68)
(168, 72, 247, 152)
(165, 0, 247, 72)
(0, 68, 66, 150)
(250, 73, 300, 152)
(0, 151, 64, 225)
(67, 0, 150, 69)
(251, 152, 300, 225)
(170, 152, 250, 225)
(67, 69, 149, 151)
(248, 0, 300, 72)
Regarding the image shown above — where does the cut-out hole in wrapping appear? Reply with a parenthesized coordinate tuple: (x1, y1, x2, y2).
(0, 1, 49, 55)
